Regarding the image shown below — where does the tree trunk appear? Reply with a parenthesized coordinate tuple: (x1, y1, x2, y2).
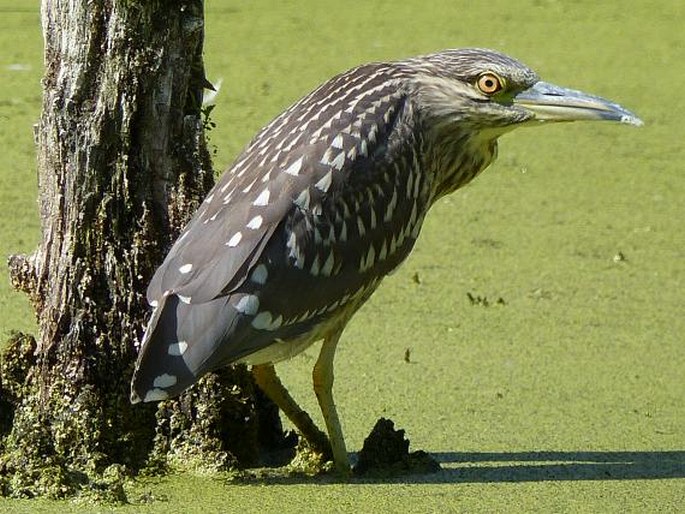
(0, 0, 285, 500)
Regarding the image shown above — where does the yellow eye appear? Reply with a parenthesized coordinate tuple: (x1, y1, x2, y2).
(477, 73, 504, 95)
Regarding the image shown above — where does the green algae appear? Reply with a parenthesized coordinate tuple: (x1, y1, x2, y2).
(1, 0, 684, 511)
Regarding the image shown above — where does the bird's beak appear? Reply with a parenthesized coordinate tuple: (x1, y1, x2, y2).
(513, 81, 643, 126)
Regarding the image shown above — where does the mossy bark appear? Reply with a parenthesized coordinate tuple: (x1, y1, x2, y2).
(0, 0, 284, 499)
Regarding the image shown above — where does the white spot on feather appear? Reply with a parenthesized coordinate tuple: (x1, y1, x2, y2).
(253, 188, 271, 206)
(251, 311, 283, 331)
(331, 152, 346, 170)
(226, 231, 243, 247)
(339, 221, 348, 242)
(284, 156, 304, 176)
(331, 134, 344, 149)
(294, 310, 312, 323)
(389, 234, 398, 254)
(315, 170, 333, 193)
(320, 147, 335, 166)
(168, 341, 188, 356)
(247, 215, 263, 229)
(310, 255, 321, 276)
(366, 245, 376, 268)
(406, 171, 414, 199)
(144, 388, 169, 402)
(178, 294, 191, 304)
(252, 311, 273, 330)
(379, 240, 388, 261)
(356, 216, 366, 237)
(251, 264, 268, 284)
(287, 231, 305, 269)
(153, 373, 178, 388)
(236, 295, 260, 315)
(321, 251, 335, 276)
(397, 225, 407, 246)
(360, 140, 368, 157)
(294, 188, 311, 210)
(179, 263, 193, 274)
(368, 124, 378, 144)
(271, 315, 283, 330)
(385, 188, 398, 223)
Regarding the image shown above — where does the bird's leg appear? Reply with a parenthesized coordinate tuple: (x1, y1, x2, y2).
(252, 363, 332, 461)
(312, 330, 351, 476)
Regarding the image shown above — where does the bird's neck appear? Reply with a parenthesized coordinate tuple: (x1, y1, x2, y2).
(425, 127, 499, 202)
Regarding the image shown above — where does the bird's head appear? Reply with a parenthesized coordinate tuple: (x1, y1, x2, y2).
(403, 48, 641, 197)
(409, 48, 642, 135)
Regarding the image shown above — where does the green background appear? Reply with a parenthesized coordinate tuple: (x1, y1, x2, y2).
(1, 0, 683, 512)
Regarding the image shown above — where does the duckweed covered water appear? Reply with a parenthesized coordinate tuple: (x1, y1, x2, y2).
(1, 1, 683, 511)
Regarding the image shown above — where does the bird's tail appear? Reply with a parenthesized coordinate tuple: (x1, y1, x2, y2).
(130, 293, 238, 403)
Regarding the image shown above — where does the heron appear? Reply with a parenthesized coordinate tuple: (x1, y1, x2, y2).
(131, 48, 641, 475)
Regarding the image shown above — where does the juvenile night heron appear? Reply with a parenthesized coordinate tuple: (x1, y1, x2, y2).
(131, 48, 641, 474)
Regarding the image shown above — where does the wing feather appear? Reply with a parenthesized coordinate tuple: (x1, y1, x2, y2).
(146, 63, 412, 306)
(134, 62, 429, 402)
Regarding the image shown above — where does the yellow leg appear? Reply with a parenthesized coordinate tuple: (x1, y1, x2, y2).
(252, 363, 332, 460)
(312, 329, 351, 476)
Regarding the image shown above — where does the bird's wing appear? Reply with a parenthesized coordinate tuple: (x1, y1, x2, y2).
(146, 62, 411, 306)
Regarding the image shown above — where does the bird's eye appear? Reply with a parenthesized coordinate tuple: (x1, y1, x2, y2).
(476, 73, 504, 95)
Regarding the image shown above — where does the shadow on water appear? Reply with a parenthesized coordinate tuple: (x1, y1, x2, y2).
(427, 450, 685, 484)
(233, 450, 685, 485)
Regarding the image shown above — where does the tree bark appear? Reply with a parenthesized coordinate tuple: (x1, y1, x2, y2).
(0, 0, 284, 500)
